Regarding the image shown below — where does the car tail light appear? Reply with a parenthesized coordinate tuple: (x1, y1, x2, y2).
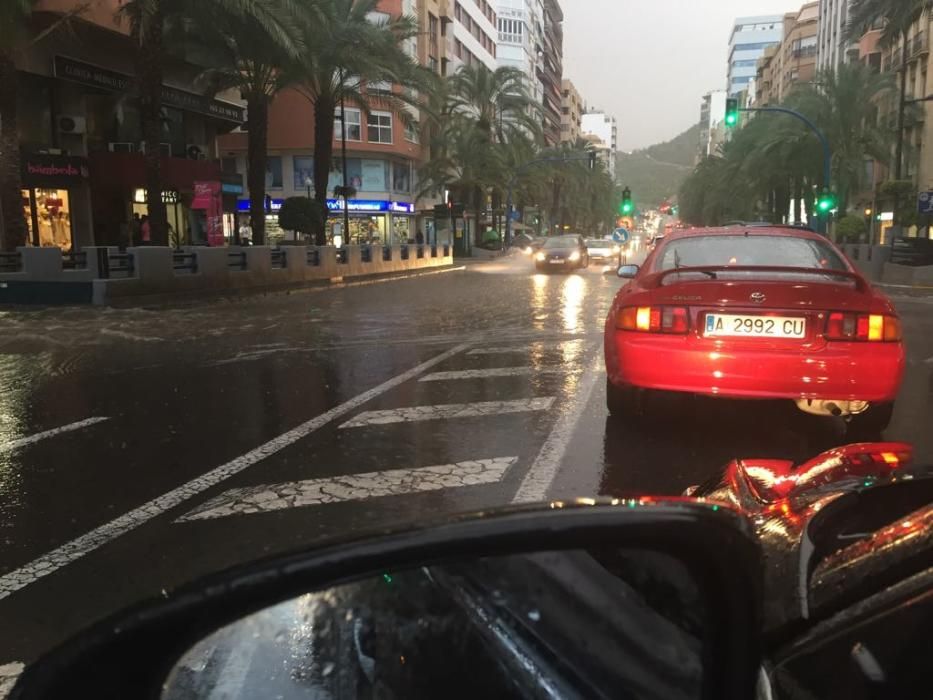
(617, 306, 689, 334)
(825, 312, 901, 342)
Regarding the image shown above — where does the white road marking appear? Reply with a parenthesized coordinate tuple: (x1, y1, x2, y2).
(420, 367, 568, 382)
(177, 457, 519, 522)
(467, 340, 585, 356)
(0, 344, 470, 601)
(0, 662, 24, 699)
(339, 398, 555, 428)
(0, 417, 109, 453)
(512, 354, 602, 503)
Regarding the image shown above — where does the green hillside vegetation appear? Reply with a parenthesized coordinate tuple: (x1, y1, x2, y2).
(616, 123, 700, 208)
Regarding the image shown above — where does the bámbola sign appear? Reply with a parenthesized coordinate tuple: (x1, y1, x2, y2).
(236, 199, 414, 214)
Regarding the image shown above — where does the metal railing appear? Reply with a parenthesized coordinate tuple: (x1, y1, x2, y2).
(383, 246, 392, 261)
(62, 250, 87, 270)
(416, 245, 425, 259)
(307, 248, 320, 266)
(361, 245, 373, 263)
(890, 237, 933, 266)
(228, 251, 247, 271)
(443, 244, 451, 257)
(173, 252, 198, 274)
(0, 252, 22, 273)
(108, 252, 134, 277)
(270, 248, 287, 269)
(400, 245, 410, 261)
(911, 32, 929, 58)
(336, 248, 349, 264)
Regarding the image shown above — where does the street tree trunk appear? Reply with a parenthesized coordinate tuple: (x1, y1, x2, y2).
(793, 178, 802, 224)
(135, 1, 168, 246)
(246, 92, 269, 245)
(0, 51, 28, 251)
(312, 94, 336, 246)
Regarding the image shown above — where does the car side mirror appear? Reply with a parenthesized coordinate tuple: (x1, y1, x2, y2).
(618, 264, 639, 278)
(12, 503, 762, 700)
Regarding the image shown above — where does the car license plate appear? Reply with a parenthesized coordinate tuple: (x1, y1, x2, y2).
(549, 259, 564, 264)
(705, 313, 806, 339)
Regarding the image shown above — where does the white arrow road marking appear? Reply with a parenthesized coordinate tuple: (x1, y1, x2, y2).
(339, 397, 555, 428)
(0, 417, 109, 453)
(177, 457, 519, 522)
(512, 354, 602, 503)
(0, 344, 470, 601)
(420, 367, 569, 381)
(0, 662, 24, 699)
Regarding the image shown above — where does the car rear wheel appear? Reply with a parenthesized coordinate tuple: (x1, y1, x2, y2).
(606, 379, 641, 418)
(845, 402, 895, 439)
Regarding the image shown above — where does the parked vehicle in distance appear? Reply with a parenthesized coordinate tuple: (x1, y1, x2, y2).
(534, 235, 589, 272)
(605, 225, 905, 437)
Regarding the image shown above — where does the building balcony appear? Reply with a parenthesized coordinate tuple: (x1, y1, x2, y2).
(791, 45, 817, 59)
(910, 32, 929, 59)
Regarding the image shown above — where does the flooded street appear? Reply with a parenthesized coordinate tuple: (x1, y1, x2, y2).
(1, 257, 932, 666)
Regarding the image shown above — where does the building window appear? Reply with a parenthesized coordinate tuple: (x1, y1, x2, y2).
(368, 111, 393, 143)
(404, 118, 420, 143)
(293, 156, 314, 190)
(266, 156, 283, 189)
(335, 108, 362, 141)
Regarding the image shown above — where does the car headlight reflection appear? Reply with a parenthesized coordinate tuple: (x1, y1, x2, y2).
(535, 251, 546, 262)
(569, 250, 581, 262)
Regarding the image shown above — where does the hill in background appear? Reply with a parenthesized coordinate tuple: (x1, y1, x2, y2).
(616, 123, 700, 208)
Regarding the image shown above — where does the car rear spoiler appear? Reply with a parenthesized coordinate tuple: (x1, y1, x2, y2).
(644, 266, 870, 293)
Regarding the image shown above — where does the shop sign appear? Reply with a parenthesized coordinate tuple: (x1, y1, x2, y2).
(238, 198, 283, 212)
(193, 181, 225, 247)
(238, 198, 412, 214)
(21, 153, 89, 184)
(221, 182, 244, 195)
(389, 201, 415, 214)
(54, 56, 245, 123)
(134, 188, 179, 204)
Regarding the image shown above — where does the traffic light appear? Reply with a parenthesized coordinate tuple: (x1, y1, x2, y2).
(620, 187, 633, 216)
(725, 98, 739, 128)
(816, 189, 837, 214)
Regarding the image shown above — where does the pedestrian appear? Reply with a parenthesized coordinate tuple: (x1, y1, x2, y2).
(238, 219, 252, 246)
(140, 215, 151, 245)
(415, 229, 424, 245)
(131, 212, 141, 246)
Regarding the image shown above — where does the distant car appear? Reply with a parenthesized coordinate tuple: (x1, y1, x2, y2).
(534, 235, 589, 271)
(605, 225, 906, 437)
(584, 239, 621, 265)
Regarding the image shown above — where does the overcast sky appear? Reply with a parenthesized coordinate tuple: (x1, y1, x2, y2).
(562, 0, 786, 151)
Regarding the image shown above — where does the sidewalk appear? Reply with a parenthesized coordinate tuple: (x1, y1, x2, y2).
(876, 282, 933, 298)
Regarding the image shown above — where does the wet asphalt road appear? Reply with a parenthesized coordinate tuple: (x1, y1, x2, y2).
(0, 254, 931, 673)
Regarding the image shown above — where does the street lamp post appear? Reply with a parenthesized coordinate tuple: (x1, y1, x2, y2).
(305, 176, 313, 200)
(339, 69, 351, 245)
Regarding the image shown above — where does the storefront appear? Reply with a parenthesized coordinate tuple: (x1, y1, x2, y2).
(237, 198, 416, 245)
(20, 153, 92, 249)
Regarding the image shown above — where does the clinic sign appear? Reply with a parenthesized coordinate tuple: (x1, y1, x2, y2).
(918, 190, 933, 215)
(238, 199, 414, 214)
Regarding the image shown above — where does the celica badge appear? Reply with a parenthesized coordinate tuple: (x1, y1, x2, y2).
(750, 292, 767, 304)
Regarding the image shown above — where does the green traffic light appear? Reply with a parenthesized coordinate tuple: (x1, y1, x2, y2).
(816, 191, 836, 214)
(621, 202, 633, 215)
(724, 98, 739, 128)
(725, 113, 737, 126)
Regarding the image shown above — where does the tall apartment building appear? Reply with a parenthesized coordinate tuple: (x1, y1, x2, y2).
(756, 3, 818, 107)
(560, 79, 584, 143)
(728, 15, 784, 95)
(218, 0, 434, 247)
(539, 0, 564, 145)
(817, 0, 861, 71)
(581, 112, 618, 178)
(496, 0, 546, 108)
(450, 0, 499, 71)
(698, 90, 727, 159)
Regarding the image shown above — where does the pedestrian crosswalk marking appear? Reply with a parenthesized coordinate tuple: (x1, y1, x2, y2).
(0, 661, 24, 699)
(420, 367, 568, 382)
(0, 417, 110, 453)
(176, 457, 519, 522)
(467, 340, 586, 356)
(339, 398, 555, 428)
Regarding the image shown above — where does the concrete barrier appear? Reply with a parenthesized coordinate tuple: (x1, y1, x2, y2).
(1, 244, 454, 305)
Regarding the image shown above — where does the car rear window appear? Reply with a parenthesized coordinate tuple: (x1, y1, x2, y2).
(656, 235, 847, 272)
(543, 237, 579, 249)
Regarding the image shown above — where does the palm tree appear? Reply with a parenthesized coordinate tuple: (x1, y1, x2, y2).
(847, 0, 932, 178)
(188, 1, 309, 244)
(447, 65, 540, 144)
(289, 0, 432, 244)
(0, 2, 87, 251)
(118, 0, 300, 246)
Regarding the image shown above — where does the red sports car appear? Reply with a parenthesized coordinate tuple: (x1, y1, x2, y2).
(604, 225, 906, 435)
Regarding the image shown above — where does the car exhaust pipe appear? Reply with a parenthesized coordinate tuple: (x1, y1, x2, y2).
(795, 399, 870, 418)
